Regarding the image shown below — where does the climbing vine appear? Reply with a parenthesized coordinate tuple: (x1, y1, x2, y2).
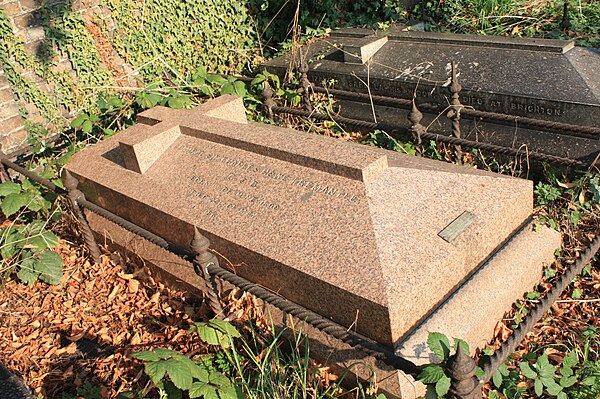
(40, 3, 113, 95)
(0, 10, 60, 124)
(103, 0, 259, 82)
(0, 5, 114, 139)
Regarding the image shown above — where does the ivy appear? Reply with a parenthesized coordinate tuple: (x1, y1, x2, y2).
(40, 4, 113, 94)
(103, 0, 258, 83)
(0, 10, 60, 122)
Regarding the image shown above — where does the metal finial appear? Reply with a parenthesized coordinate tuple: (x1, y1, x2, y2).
(408, 101, 424, 128)
(450, 62, 462, 103)
(298, 54, 313, 111)
(560, 2, 571, 31)
(262, 81, 276, 120)
(408, 101, 425, 155)
(0, 160, 9, 183)
(191, 227, 224, 317)
(62, 170, 79, 191)
(446, 344, 481, 399)
(62, 170, 102, 265)
(420, 0, 427, 22)
(447, 61, 463, 163)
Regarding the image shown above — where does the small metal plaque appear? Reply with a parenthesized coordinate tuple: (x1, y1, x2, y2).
(438, 211, 475, 243)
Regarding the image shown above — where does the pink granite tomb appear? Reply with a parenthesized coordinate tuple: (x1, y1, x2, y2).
(65, 95, 560, 352)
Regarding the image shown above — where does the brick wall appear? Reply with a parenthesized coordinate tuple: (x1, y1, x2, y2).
(0, 0, 133, 155)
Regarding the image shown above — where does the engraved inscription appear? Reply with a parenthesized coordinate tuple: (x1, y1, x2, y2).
(510, 102, 562, 116)
(180, 145, 359, 202)
(309, 71, 567, 119)
(179, 145, 360, 222)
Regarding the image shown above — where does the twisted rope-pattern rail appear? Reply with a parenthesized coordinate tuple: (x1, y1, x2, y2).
(271, 106, 589, 168)
(75, 198, 421, 375)
(230, 73, 600, 139)
(0, 158, 66, 195)
(481, 235, 600, 382)
(309, 86, 600, 140)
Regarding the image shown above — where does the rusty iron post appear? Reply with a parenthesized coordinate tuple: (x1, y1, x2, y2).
(447, 345, 482, 399)
(191, 227, 225, 318)
(560, 2, 572, 31)
(262, 81, 276, 121)
(408, 100, 426, 156)
(0, 160, 10, 183)
(298, 59, 313, 112)
(447, 61, 464, 164)
(62, 171, 102, 265)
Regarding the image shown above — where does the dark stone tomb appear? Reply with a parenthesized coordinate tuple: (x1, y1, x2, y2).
(263, 26, 600, 163)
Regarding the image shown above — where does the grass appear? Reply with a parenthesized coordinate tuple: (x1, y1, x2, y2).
(415, 0, 600, 47)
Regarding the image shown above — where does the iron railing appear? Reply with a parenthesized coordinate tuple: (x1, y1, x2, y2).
(1, 155, 598, 398)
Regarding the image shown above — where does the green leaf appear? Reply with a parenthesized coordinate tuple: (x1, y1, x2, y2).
(559, 375, 577, 388)
(250, 75, 266, 86)
(147, 93, 162, 106)
(562, 351, 578, 368)
(164, 358, 193, 390)
(70, 114, 87, 128)
(538, 363, 556, 379)
(82, 119, 93, 133)
(0, 182, 21, 196)
(557, 392, 567, 399)
(24, 236, 49, 251)
(526, 291, 541, 300)
(571, 288, 583, 299)
(545, 380, 563, 396)
(590, 175, 600, 203)
(189, 381, 207, 399)
(189, 362, 209, 381)
(453, 338, 470, 355)
(208, 372, 230, 387)
(475, 366, 486, 381)
(145, 361, 168, 385)
(40, 230, 59, 248)
(519, 361, 538, 379)
(481, 348, 495, 356)
(17, 258, 39, 285)
(206, 74, 227, 85)
(435, 375, 451, 397)
(35, 250, 63, 284)
(189, 382, 218, 399)
(1, 228, 24, 259)
(2, 193, 28, 217)
(559, 366, 573, 378)
(191, 320, 240, 349)
(232, 80, 247, 97)
(103, 128, 116, 137)
(220, 83, 234, 96)
(25, 194, 45, 212)
(427, 332, 451, 361)
(492, 370, 504, 389)
(168, 96, 191, 109)
(193, 66, 207, 81)
(108, 97, 123, 108)
(155, 348, 179, 359)
(132, 351, 161, 362)
(536, 353, 555, 378)
(488, 391, 500, 399)
(534, 378, 543, 396)
(218, 384, 244, 399)
(418, 365, 446, 384)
